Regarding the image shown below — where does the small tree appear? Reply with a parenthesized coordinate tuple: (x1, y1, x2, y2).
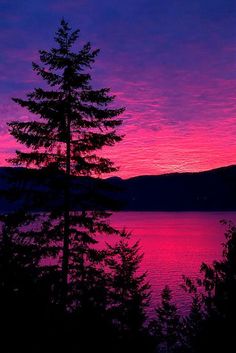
(149, 286, 182, 353)
(180, 221, 236, 353)
(181, 277, 205, 353)
(8, 19, 124, 310)
(106, 231, 151, 352)
(197, 221, 236, 352)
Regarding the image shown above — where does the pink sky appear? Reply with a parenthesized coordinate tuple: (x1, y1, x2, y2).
(1, 0, 236, 178)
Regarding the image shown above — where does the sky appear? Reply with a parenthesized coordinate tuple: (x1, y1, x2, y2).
(0, 0, 236, 178)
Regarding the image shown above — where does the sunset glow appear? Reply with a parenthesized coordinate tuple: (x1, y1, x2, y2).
(1, 0, 236, 178)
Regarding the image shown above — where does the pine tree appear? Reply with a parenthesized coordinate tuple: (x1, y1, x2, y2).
(149, 286, 182, 353)
(8, 19, 124, 310)
(180, 221, 236, 353)
(195, 221, 236, 353)
(183, 296, 204, 351)
(106, 231, 151, 352)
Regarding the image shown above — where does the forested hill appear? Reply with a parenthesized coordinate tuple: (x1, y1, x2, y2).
(1, 165, 236, 211)
(111, 165, 236, 211)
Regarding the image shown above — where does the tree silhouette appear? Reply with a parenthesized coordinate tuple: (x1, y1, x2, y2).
(106, 231, 151, 352)
(196, 221, 236, 353)
(0, 211, 62, 352)
(180, 221, 236, 353)
(8, 19, 124, 310)
(181, 277, 205, 353)
(149, 286, 182, 353)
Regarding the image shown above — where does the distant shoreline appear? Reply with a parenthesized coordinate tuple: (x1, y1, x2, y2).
(1, 164, 236, 212)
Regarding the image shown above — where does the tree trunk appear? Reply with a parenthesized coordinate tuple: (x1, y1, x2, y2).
(61, 113, 71, 311)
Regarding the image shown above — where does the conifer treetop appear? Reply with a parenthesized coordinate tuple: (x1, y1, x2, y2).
(8, 19, 125, 176)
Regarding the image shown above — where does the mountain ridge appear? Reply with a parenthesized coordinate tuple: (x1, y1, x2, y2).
(1, 165, 236, 211)
(105, 164, 236, 181)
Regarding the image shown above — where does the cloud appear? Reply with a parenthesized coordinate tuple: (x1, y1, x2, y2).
(0, 0, 236, 177)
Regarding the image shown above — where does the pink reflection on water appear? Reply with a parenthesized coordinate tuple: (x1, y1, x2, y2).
(108, 212, 236, 314)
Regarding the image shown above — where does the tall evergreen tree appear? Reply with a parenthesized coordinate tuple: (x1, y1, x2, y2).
(8, 19, 124, 310)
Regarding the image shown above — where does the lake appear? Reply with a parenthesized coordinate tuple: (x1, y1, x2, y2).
(108, 211, 236, 315)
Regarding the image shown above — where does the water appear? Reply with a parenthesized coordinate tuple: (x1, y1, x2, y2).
(3, 210, 235, 316)
(109, 211, 236, 315)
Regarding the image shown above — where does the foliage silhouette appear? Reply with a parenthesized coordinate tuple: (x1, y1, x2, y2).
(2, 19, 156, 353)
(149, 285, 182, 353)
(180, 221, 236, 353)
(106, 231, 151, 352)
(8, 19, 124, 311)
(0, 212, 63, 353)
(3, 16, 236, 353)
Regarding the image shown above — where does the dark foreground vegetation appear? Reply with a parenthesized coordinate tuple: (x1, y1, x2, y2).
(1, 20, 236, 353)
(1, 214, 236, 353)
